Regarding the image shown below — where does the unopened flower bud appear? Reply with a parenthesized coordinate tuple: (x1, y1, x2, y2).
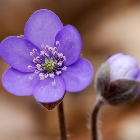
(95, 53, 140, 105)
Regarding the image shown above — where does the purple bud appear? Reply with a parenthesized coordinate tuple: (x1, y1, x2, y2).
(95, 53, 140, 105)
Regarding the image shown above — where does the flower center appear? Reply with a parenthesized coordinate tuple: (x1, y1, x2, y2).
(43, 59, 56, 72)
(27, 42, 67, 86)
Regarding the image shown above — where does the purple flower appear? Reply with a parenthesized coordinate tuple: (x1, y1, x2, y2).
(0, 9, 94, 105)
(95, 53, 140, 105)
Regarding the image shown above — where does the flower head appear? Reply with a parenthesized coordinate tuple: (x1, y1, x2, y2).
(95, 53, 140, 105)
(0, 9, 93, 108)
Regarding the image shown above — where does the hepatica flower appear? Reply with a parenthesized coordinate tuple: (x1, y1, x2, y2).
(95, 53, 140, 105)
(0, 9, 93, 108)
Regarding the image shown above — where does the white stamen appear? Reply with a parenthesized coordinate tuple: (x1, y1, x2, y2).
(33, 59, 38, 63)
(36, 64, 43, 71)
(45, 45, 49, 50)
(40, 51, 45, 56)
(41, 44, 45, 49)
(56, 71, 61, 75)
(36, 64, 41, 67)
(32, 49, 37, 53)
(63, 56, 66, 61)
(44, 74, 48, 78)
(36, 56, 40, 60)
(34, 70, 39, 74)
(54, 47, 57, 51)
(49, 73, 55, 78)
(30, 52, 34, 56)
(48, 47, 53, 51)
(62, 66, 67, 71)
(52, 50, 57, 55)
(56, 41, 60, 46)
(39, 73, 45, 80)
(33, 57, 41, 63)
(58, 53, 63, 58)
(29, 76, 33, 80)
(45, 53, 49, 57)
(52, 61, 57, 67)
(58, 61, 62, 66)
(28, 65, 32, 69)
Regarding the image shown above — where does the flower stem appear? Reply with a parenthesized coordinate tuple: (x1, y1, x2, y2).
(58, 101, 67, 140)
(91, 95, 105, 140)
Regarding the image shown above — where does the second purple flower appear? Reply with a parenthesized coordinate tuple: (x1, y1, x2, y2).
(95, 53, 140, 105)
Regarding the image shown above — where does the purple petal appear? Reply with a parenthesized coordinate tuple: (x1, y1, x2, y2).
(110, 55, 139, 81)
(24, 9, 63, 49)
(106, 52, 123, 62)
(2, 68, 39, 96)
(33, 76, 65, 103)
(0, 36, 38, 72)
(136, 70, 140, 82)
(61, 58, 94, 92)
(55, 25, 82, 66)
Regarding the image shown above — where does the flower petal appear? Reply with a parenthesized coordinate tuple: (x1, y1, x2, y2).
(2, 68, 39, 96)
(24, 9, 63, 49)
(33, 76, 65, 103)
(136, 70, 140, 82)
(61, 58, 94, 92)
(0, 36, 38, 72)
(55, 25, 82, 66)
(110, 55, 139, 81)
(106, 52, 123, 62)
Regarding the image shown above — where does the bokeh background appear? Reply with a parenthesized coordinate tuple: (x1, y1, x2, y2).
(1, 0, 140, 140)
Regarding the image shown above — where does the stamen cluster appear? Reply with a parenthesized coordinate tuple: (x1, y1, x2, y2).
(28, 42, 67, 86)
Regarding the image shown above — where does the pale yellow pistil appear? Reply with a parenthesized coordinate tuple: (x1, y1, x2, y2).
(42, 58, 57, 72)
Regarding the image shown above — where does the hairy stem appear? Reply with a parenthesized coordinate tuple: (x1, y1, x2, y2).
(58, 101, 67, 140)
(91, 95, 104, 140)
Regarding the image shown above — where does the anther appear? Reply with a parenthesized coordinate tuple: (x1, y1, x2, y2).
(32, 49, 37, 53)
(29, 76, 33, 80)
(44, 74, 48, 78)
(36, 64, 43, 71)
(34, 70, 39, 74)
(39, 73, 45, 80)
(63, 56, 66, 61)
(48, 47, 53, 51)
(56, 41, 60, 47)
(58, 53, 63, 58)
(62, 66, 67, 71)
(30, 52, 34, 56)
(41, 44, 45, 49)
(28, 65, 32, 69)
(49, 73, 55, 78)
(33, 59, 38, 63)
(52, 50, 57, 56)
(40, 51, 45, 56)
(58, 61, 62, 66)
(56, 71, 61, 75)
(45, 53, 49, 57)
(36, 56, 41, 60)
(52, 62, 57, 67)
(45, 45, 49, 50)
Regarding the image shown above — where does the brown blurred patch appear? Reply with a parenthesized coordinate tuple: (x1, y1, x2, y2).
(1, 0, 140, 140)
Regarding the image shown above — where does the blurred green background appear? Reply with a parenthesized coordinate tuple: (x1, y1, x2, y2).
(1, 0, 140, 140)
